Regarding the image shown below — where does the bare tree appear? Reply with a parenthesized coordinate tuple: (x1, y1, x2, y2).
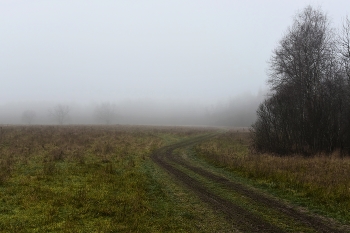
(252, 6, 349, 155)
(49, 104, 70, 125)
(339, 16, 350, 80)
(21, 110, 36, 125)
(94, 102, 117, 125)
(338, 16, 350, 152)
(268, 6, 337, 93)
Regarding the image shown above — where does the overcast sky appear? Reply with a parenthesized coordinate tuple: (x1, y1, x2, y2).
(1, 0, 350, 106)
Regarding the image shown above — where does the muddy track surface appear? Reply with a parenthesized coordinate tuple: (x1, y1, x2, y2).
(151, 134, 348, 233)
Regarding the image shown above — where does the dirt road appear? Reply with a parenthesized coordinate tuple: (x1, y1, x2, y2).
(151, 134, 348, 233)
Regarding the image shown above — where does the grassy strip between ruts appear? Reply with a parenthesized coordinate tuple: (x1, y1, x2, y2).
(0, 125, 233, 232)
(168, 148, 317, 232)
(194, 130, 350, 225)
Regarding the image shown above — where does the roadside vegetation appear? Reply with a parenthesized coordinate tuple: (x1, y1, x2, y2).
(195, 130, 350, 225)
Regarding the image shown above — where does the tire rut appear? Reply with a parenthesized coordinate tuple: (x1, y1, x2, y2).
(152, 136, 284, 233)
(169, 155, 346, 233)
(151, 134, 348, 233)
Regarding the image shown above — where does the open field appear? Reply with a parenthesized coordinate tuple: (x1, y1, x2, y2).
(0, 125, 349, 232)
(0, 125, 230, 232)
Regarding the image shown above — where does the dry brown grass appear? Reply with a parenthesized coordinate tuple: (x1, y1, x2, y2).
(195, 130, 350, 223)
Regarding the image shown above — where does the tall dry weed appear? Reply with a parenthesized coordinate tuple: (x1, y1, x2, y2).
(195, 130, 350, 220)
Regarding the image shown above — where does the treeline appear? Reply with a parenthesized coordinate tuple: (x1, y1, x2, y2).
(19, 103, 118, 125)
(251, 6, 350, 155)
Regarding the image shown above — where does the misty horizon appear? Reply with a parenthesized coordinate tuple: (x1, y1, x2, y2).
(1, 1, 350, 126)
(0, 90, 266, 126)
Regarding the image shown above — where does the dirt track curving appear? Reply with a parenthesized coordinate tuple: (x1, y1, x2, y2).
(151, 134, 348, 233)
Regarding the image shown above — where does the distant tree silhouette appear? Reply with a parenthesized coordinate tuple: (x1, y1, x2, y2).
(21, 110, 36, 125)
(49, 104, 70, 125)
(94, 102, 117, 125)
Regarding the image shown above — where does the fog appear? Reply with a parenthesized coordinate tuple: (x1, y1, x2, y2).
(0, 89, 266, 126)
(1, 1, 349, 126)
